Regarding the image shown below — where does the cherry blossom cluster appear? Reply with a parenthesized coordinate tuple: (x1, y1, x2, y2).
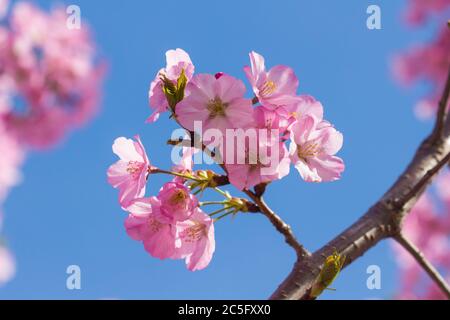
(393, 171, 450, 299)
(0, 1, 104, 149)
(393, 0, 450, 119)
(108, 48, 344, 271)
(0, 1, 103, 285)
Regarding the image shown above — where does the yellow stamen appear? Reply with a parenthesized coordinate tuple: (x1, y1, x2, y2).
(207, 97, 228, 117)
(260, 80, 276, 97)
(169, 190, 188, 205)
(297, 142, 321, 160)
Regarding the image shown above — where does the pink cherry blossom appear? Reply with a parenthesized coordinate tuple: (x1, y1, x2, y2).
(157, 182, 197, 222)
(176, 73, 254, 133)
(244, 51, 299, 109)
(107, 136, 151, 207)
(125, 197, 178, 260)
(226, 129, 291, 190)
(125, 197, 215, 271)
(283, 95, 324, 124)
(289, 115, 344, 182)
(174, 208, 215, 271)
(253, 106, 290, 133)
(0, 245, 15, 286)
(148, 48, 195, 123)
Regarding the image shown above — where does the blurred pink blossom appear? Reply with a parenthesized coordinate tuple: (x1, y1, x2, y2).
(0, 2, 104, 149)
(393, 178, 450, 300)
(393, 3, 450, 120)
(403, 0, 450, 26)
(0, 245, 15, 285)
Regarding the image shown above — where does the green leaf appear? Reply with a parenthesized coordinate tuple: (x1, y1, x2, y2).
(160, 69, 188, 113)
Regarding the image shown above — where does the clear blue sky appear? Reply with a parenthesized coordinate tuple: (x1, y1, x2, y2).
(0, 0, 437, 299)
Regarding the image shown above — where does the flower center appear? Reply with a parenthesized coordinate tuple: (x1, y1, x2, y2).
(127, 161, 144, 178)
(182, 222, 206, 243)
(297, 142, 321, 160)
(169, 190, 188, 205)
(207, 97, 228, 118)
(260, 80, 276, 97)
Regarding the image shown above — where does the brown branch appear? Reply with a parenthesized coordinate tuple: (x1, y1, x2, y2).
(431, 64, 450, 142)
(395, 233, 450, 299)
(270, 64, 450, 300)
(244, 189, 311, 259)
(394, 151, 450, 209)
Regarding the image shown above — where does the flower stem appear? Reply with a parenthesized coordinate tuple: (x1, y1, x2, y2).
(208, 206, 231, 217)
(200, 201, 228, 206)
(214, 209, 237, 222)
(213, 187, 231, 199)
(151, 168, 203, 182)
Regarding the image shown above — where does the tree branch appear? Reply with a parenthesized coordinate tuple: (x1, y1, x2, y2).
(270, 63, 450, 300)
(432, 64, 450, 142)
(395, 233, 450, 299)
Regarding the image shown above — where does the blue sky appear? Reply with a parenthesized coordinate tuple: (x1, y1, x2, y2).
(0, 0, 438, 299)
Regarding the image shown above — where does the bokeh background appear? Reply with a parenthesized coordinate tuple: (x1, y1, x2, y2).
(0, 0, 439, 299)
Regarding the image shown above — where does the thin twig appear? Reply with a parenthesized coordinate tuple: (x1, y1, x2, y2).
(395, 234, 450, 299)
(244, 189, 311, 259)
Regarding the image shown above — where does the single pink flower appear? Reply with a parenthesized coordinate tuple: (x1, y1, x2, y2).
(225, 129, 291, 190)
(174, 208, 215, 271)
(125, 197, 178, 260)
(289, 115, 344, 182)
(175, 73, 254, 133)
(157, 182, 198, 222)
(148, 48, 195, 123)
(244, 51, 299, 109)
(107, 136, 151, 207)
